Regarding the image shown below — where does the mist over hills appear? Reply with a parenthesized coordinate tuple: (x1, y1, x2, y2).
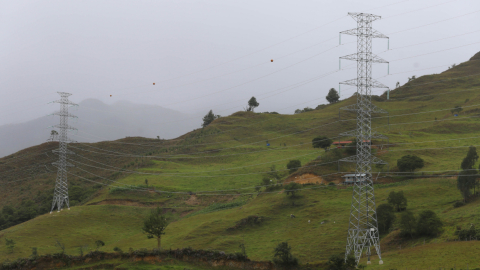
(0, 99, 200, 158)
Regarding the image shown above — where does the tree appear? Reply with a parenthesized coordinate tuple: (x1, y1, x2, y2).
(399, 211, 416, 238)
(387, 190, 407, 212)
(457, 169, 477, 202)
(5, 238, 15, 253)
(247, 96, 259, 112)
(397, 155, 424, 172)
(462, 146, 478, 170)
(326, 88, 340, 104)
(312, 136, 333, 151)
(395, 82, 400, 88)
(145, 179, 149, 188)
(326, 254, 356, 270)
(95, 240, 105, 250)
(142, 207, 169, 249)
(416, 210, 443, 237)
(55, 239, 66, 254)
(376, 204, 396, 233)
(451, 105, 463, 115)
(286, 160, 301, 174)
(272, 242, 298, 268)
(267, 165, 281, 181)
(284, 182, 301, 197)
(458, 146, 478, 202)
(202, 110, 216, 128)
(407, 75, 416, 82)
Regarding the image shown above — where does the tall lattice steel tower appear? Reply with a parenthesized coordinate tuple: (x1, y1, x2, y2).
(50, 92, 77, 213)
(338, 13, 389, 265)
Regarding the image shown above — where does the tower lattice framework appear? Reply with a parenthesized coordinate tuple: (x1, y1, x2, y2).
(51, 92, 77, 213)
(338, 13, 389, 265)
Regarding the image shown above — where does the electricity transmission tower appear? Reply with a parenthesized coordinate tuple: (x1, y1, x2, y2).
(50, 92, 77, 213)
(338, 13, 389, 265)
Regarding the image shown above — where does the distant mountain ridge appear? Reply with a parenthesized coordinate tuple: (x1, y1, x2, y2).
(0, 99, 200, 157)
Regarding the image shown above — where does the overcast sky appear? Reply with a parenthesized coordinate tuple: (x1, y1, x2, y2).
(1, 0, 479, 128)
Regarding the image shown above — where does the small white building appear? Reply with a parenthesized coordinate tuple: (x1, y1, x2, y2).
(342, 174, 366, 185)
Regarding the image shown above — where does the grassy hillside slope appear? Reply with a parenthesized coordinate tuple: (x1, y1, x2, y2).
(1, 52, 480, 268)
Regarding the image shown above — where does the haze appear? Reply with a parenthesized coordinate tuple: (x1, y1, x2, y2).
(1, 0, 479, 133)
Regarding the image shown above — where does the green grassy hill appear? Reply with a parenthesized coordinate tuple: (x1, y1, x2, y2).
(1, 52, 480, 269)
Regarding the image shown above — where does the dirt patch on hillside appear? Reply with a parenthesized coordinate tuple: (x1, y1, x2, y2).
(185, 195, 200, 205)
(88, 199, 162, 207)
(284, 173, 325, 185)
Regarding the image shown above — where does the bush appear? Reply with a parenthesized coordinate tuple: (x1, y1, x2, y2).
(312, 136, 333, 151)
(284, 182, 301, 197)
(453, 201, 466, 208)
(286, 160, 301, 174)
(416, 210, 443, 237)
(376, 204, 396, 233)
(399, 211, 416, 238)
(387, 190, 407, 211)
(272, 242, 298, 268)
(455, 224, 480, 240)
(397, 155, 424, 172)
(326, 254, 356, 270)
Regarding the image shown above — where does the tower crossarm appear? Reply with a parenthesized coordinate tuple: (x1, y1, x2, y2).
(51, 111, 78, 118)
(53, 124, 78, 131)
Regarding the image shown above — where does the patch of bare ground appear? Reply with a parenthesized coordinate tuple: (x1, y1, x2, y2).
(284, 173, 325, 185)
(185, 195, 200, 205)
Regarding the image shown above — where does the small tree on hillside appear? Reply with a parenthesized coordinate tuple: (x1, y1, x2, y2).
(142, 207, 169, 249)
(286, 160, 301, 174)
(457, 170, 477, 202)
(272, 242, 298, 268)
(387, 190, 407, 212)
(397, 155, 424, 172)
(284, 182, 301, 197)
(326, 254, 356, 270)
(458, 146, 478, 202)
(376, 204, 396, 233)
(451, 105, 463, 115)
(326, 88, 340, 104)
(5, 238, 15, 254)
(416, 210, 443, 237)
(312, 136, 333, 151)
(95, 240, 105, 250)
(247, 96, 259, 112)
(399, 211, 417, 238)
(202, 110, 215, 128)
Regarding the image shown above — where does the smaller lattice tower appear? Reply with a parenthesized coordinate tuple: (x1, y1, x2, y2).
(50, 92, 77, 213)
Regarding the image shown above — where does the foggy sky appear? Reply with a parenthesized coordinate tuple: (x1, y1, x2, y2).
(1, 0, 479, 129)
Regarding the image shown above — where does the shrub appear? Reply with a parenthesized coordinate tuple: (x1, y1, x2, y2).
(453, 201, 466, 208)
(312, 136, 333, 151)
(326, 254, 356, 270)
(387, 190, 407, 211)
(399, 211, 416, 238)
(377, 204, 396, 233)
(272, 242, 298, 268)
(286, 160, 301, 174)
(416, 210, 443, 237)
(95, 240, 105, 250)
(284, 182, 301, 197)
(397, 155, 424, 172)
(455, 224, 480, 240)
